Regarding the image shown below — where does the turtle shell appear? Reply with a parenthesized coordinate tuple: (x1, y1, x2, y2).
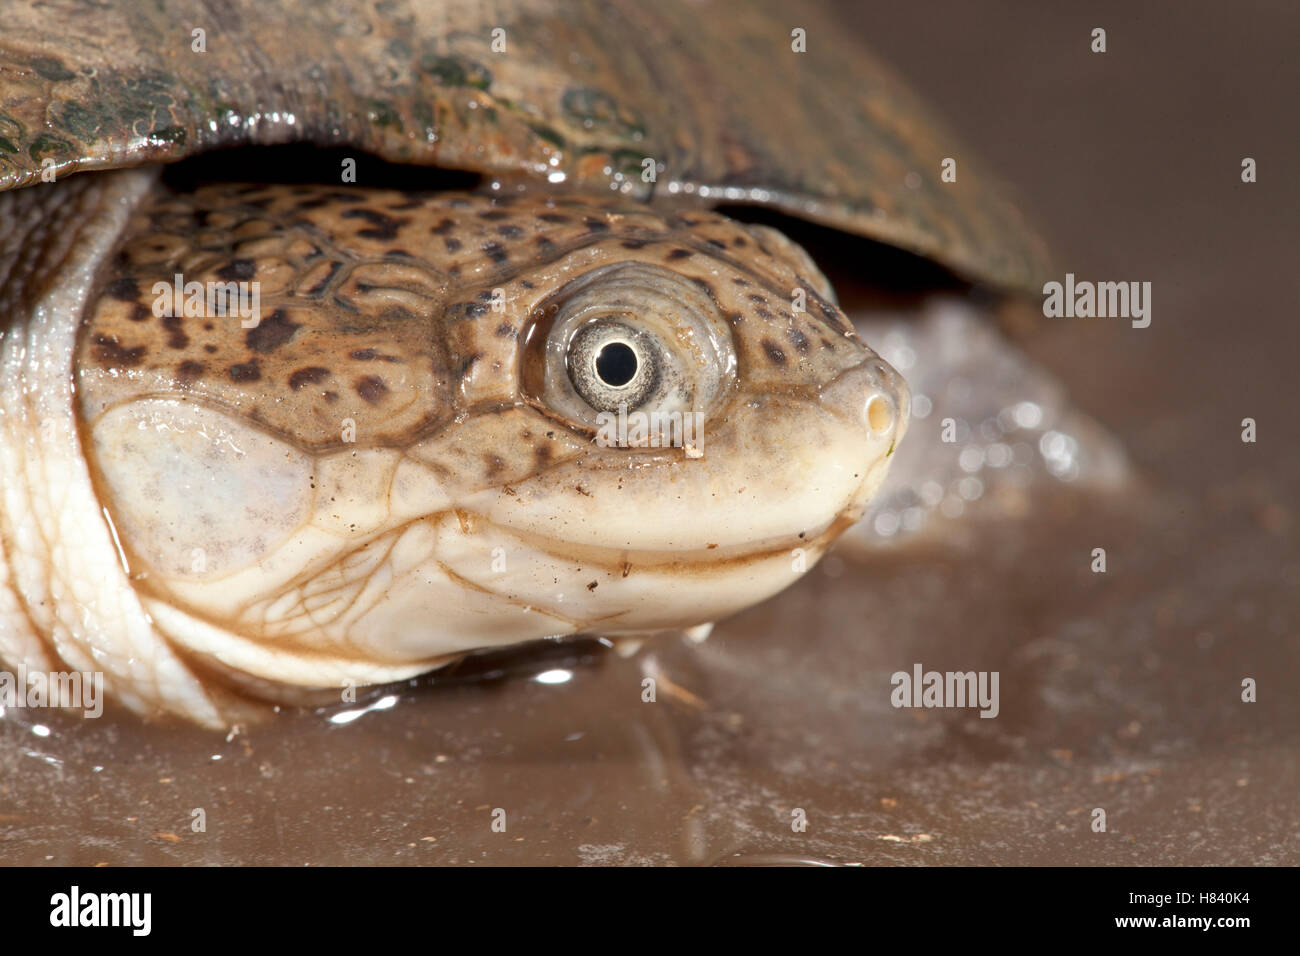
(0, 0, 1047, 290)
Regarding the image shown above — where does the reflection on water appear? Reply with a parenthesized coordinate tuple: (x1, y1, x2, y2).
(850, 299, 1129, 548)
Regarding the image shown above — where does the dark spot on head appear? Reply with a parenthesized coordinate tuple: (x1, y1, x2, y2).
(727, 310, 744, 325)
(667, 248, 693, 260)
(161, 315, 189, 350)
(465, 301, 489, 318)
(217, 259, 256, 281)
(496, 224, 524, 239)
(535, 236, 556, 252)
(538, 213, 569, 224)
(350, 348, 379, 361)
(173, 361, 204, 384)
(478, 209, 509, 221)
(229, 360, 261, 382)
(731, 236, 748, 248)
(748, 293, 768, 304)
(203, 344, 218, 354)
(584, 217, 610, 233)
(355, 375, 389, 405)
(495, 322, 516, 338)
(129, 304, 151, 322)
(385, 248, 413, 258)
(621, 239, 648, 250)
(483, 454, 505, 477)
(761, 339, 787, 366)
(520, 279, 536, 290)
(245, 309, 301, 353)
(586, 580, 598, 591)
(431, 218, 456, 235)
(444, 237, 462, 252)
(731, 277, 750, 286)
(706, 239, 727, 251)
(690, 277, 718, 301)
(289, 366, 331, 390)
(754, 306, 773, 320)
(341, 208, 405, 241)
(91, 334, 146, 368)
(481, 240, 508, 264)
(104, 277, 139, 302)
(798, 277, 840, 323)
(32, 56, 75, 82)
(786, 327, 810, 352)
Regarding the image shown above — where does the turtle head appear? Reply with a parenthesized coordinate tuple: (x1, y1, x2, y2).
(75, 187, 907, 708)
(462, 204, 911, 632)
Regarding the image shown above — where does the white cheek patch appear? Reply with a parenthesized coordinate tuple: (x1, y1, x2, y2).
(309, 447, 406, 538)
(89, 398, 315, 578)
(344, 517, 573, 660)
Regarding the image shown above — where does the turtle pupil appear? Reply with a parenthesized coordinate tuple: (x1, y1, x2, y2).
(595, 341, 638, 387)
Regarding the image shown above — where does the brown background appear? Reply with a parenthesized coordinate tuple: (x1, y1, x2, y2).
(0, 1, 1296, 865)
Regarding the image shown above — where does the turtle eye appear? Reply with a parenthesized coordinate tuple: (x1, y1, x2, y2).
(520, 262, 736, 436)
(566, 321, 661, 412)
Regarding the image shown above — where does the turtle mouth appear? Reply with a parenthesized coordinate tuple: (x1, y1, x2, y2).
(455, 509, 842, 575)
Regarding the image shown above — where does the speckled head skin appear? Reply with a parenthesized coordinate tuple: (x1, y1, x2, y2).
(24, 173, 905, 719)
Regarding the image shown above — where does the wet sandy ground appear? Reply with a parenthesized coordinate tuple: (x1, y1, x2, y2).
(2, 1, 1297, 864)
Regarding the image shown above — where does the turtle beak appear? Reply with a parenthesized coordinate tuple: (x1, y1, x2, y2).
(818, 353, 910, 512)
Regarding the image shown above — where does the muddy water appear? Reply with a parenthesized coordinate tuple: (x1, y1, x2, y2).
(3, 0, 1298, 865)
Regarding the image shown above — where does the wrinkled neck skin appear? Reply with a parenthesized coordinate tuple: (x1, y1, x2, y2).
(0, 170, 238, 724)
(0, 169, 907, 727)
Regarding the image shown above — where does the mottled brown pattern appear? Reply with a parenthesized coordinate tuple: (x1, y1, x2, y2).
(0, 0, 1047, 291)
(75, 180, 864, 449)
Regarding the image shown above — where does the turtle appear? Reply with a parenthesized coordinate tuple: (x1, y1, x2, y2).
(0, 0, 1047, 726)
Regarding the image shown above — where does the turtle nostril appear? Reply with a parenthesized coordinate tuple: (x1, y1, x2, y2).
(866, 395, 894, 435)
(818, 356, 909, 443)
